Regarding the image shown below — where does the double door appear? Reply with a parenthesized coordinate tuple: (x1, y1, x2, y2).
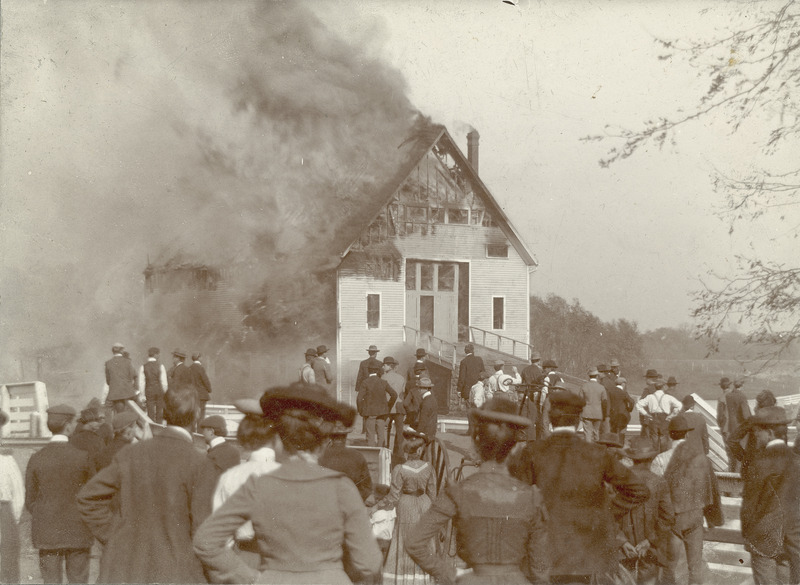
(405, 260, 458, 342)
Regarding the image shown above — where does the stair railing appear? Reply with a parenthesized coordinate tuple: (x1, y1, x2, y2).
(468, 326, 533, 360)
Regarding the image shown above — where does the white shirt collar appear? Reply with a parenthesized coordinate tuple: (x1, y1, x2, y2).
(147, 357, 157, 362)
(421, 390, 432, 399)
(50, 435, 69, 443)
(552, 426, 577, 434)
(209, 436, 226, 449)
(766, 438, 786, 449)
(193, 360, 201, 365)
(248, 446, 276, 463)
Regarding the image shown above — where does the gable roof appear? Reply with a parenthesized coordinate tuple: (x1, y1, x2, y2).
(339, 123, 537, 267)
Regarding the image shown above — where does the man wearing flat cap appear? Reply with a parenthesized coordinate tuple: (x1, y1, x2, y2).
(456, 344, 485, 406)
(652, 415, 723, 585)
(716, 375, 752, 472)
(105, 343, 137, 414)
(740, 406, 800, 584)
(509, 391, 649, 582)
(312, 345, 334, 394)
(168, 348, 192, 392)
(486, 359, 521, 402)
(415, 377, 438, 441)
(201, 415, 241, 473)
(26, 404, 94, 584)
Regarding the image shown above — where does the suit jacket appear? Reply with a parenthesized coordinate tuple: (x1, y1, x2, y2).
(663, 441, 723, 524)
(25, 440, 94, 549)
(70, 429, 106, 473)
(355, 357, 381, 394)
(683, 410, 710, 455)
(508, 430, 649, 576)
(417, 392, 438, 440)
(105, 355, 137, 401)
(580, 380, 608, 420)
(319, 442, 373, 501)
(621, 466, 675, 565)
(457, 354, 485, 400)
(168, 362, 193, 392)
(717, 388, 751, 436)
(741, 441, 800, 564)
(207, 441, 241, 474)
(189, 362, 212, 401)
(357, 375, 397, 417)
(77, 427, 217, 584)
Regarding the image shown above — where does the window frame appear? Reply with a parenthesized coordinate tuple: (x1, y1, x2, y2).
(492, 296, 505, 330)
(486, 244, 509, 259)
(366, 293, 381, 330)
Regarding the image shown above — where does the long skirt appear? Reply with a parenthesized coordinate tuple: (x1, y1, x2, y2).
(383, 493, 432, 585)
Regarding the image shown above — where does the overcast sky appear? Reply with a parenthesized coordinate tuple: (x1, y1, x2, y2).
(1, 0, 796, 368)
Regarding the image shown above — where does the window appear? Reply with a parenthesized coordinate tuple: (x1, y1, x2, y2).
(367, 294, 380, 329)
(492, 297, 505, 330)
(420, 263, 434, 291)
(487, 244, 509, 258)
(405, 261, 417, 290)
(446, 208, 469, 224)
(438, 264, 455, 291)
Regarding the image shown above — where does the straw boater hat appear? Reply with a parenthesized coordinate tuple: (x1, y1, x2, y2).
(469, 396, 531, 429)
(259, 383, 355, 427)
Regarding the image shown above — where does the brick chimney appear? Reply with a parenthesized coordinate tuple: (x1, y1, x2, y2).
(467, 129, 479, 174)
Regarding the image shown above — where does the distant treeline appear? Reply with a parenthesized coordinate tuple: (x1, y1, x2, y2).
(529, 294, 800, 380)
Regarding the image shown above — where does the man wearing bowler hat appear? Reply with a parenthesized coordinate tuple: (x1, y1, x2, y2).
(652, 415, 723, 585)
(138, 347, 167, 424)
(509, 390, 649, 582)
(619, 437, 675, 583)
(168, 348, 192, 392)
(740, 406, 800, 584)
(26, 404, 94, 584)
(312, 345, 334, 393)
(300, 348, 317, 385)
(356, 345, 381, 397)
(357, 362, 397, 448)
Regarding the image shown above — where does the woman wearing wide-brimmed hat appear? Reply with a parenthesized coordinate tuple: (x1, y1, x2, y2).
(194, 383, 382, 584)
(405, 397, 549, 584)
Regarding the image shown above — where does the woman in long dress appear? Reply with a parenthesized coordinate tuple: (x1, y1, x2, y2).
(406, 397, 549, 584)
(194, 383, 382, 584)
(380, 429, 437, 585)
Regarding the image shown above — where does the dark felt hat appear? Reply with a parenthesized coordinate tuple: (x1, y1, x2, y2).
(625, 436, 659, 461)
(470, 396, 531, 429)
(112, 411, 138, 432)
(751, 406, 790, 426)
(597, 363, 610, 373)
(668, 414, 694, 433)
(260, 384, 356, 427)
(79, 408, 101, 424)
(755, 390, 777, 410)
(530, 350, 541, 361)
(305, 348, 318, 357)
(383, 356, 399, 366)
(478, 370, 490, 380)
(615, 377, 627, 387)
(191, 353, 202, 361)
(542, 359, 558, 369)
(587, 367, 599, 377)
(666, 376, 679, 386)
(316, 345, 329, 355)
(418, 377, 433, 388)
(415, 348, 427, 358)
(47, 404, 77, 417)
(719, 377, 731, 387)
(493, 359, 505, 367)
(200, 415, 228, 433)
(610, 359, 621, 367)
(597, 432, 623, 448)
(367, 345, 379, 353)
(330, 420, 355, 435)
(172, 348, 187, 359)
(549, 391, 585, 415)
(645, 369, 659, 379)
(733, 377, 745, 388)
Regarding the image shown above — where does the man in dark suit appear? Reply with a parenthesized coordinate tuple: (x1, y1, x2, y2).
(190, 353, 213, 422)
(95, 411, 139, 471)
(456, 344, 485, 403)
(200, 415, 241, 473)
(167, 348, 192, 392)
(357, 363, 397, 447)
(105, 343, 137, 413)
(740, 407, 800, 584)
(77, 386, 218, 584)
(69, 407, 106, 474)
(717, 376, 752, 472)
(509, 391, 649, 582)
(681, 395, 710, 455)
(25, 404, 94, 584)
(319, 421, 373, 501)
(355, 345, 381, 396)
(415, 377, 438, 441)
(139, 347, 167, 424)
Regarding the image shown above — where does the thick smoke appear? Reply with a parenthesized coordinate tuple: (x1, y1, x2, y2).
(1, 1, 421, 404)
